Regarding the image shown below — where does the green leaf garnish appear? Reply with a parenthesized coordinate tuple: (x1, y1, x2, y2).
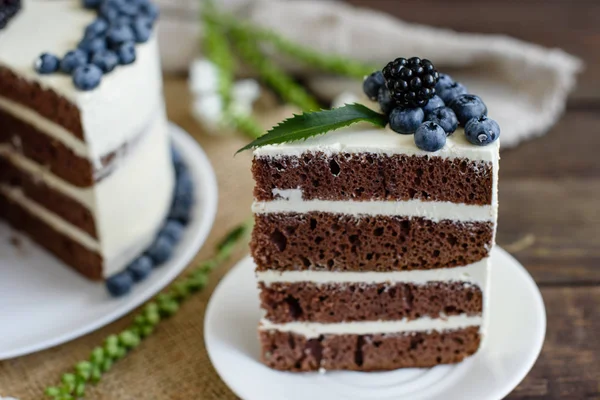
(236, 103, 388, 153)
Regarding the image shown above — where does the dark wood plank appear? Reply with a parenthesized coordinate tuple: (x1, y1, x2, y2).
(345, 0, 599, 102)
(507, 286, 600, 399)
(497, 179, 600, 285)
(500, 111, 600, 179)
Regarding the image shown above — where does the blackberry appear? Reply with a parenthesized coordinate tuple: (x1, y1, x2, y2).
(382, 57, 439, 108)
(0, 0, 21, 30)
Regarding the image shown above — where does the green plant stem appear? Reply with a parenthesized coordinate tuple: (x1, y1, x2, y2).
(201, 1, 234, 107)
(228, 24, 321, 112)
(204, 9, 377, 79)
(201, 1, 265, 139)
(45, 220, 253, 400)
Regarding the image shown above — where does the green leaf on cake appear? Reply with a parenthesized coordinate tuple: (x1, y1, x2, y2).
(236, 103, 388, 153)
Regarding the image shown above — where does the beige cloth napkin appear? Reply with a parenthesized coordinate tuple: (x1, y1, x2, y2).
(157, 0, 582, 148)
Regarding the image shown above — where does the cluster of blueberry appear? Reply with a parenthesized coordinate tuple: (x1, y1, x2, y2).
(363, 57, 500, 152)
(34, 0, 159, 91)
(106, 147, 194, 297)
(0, 0, 20, 30)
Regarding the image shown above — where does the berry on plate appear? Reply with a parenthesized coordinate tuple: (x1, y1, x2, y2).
(106, 271, 134, 297)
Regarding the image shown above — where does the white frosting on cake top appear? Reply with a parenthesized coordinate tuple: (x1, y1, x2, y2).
(0, 0, 163, 165)
(253, 126, 500, 162)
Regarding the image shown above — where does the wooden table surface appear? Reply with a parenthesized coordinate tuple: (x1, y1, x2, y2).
(343, 1, 600, 398)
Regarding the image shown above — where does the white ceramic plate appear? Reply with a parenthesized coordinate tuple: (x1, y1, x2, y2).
(205, 247, 546, 400)
(0, 124, 218, 360)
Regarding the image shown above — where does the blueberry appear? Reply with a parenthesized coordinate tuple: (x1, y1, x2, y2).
(389, 107, 424, 135)
(171, 146, 185, 174)
(363, 71, 385, 101)
(91, 49, 119, 73)
(34, 53, 60, 74)
(464, 116, 500, 146)
(117, 41, 136, 65)
(99, 1, 120, 22)
(117, 0, 140, 16)
(425, 106, 458, 136)
(82, 0, 103, 8)
(435, 73, 454, 92)
(115, 14, 133, 26)
(60, 49, 88, 73)
(132, 16, 153, 43)
(72, 64, 103, 91)
(78, 37, 107, 54)
(161, 220, 184, 243)
(176, 170, 193, 198)
(107, 24, 135, 47)
(139, 2, 159, 22)
(449, 94, 488, 125)
(169, 200, 192, 225)
(84, 19, 109, 39)
(146, 236, 174, 265)
(421, 95, 445, 115)
(415, 121, 446, 152)
(106, 271, 134, 297)
(438, 81, 467, 104)
(127, 255, 154, 282)
(377, 87, 394, 115)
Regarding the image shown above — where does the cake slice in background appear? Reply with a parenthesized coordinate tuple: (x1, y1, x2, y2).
(0, 0, 179, 287)
(249, 57, 500, 371)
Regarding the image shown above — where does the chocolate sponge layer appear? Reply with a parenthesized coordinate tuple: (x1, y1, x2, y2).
(259, 281, 483, 324)
(260, 327, 481, 371)
(252, 212, 493, 272)
(253, 152, 493, 205)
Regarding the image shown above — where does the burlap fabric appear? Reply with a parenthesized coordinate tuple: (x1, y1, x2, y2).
(0, 78, 251, 399)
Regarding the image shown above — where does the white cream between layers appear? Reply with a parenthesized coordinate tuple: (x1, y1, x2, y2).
(0, 145, 95, 207)
(259, 315, 483, 339)
(0, 184, 100, 252)
(0, 113, 174, 277)
(253, 189, 494, 222)
(0, 0, 163, 166)
(257, 258, 489, 287)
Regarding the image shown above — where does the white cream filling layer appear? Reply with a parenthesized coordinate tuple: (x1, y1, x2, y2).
(259, 314, 483, 338)
(257, 258, 490, 287)
(0, 184, 99, 252)
(253, 189, 495, 222)
(0, 96, 90, 158)
(0, 144, 95, 208)
(0, 113, 174, 277)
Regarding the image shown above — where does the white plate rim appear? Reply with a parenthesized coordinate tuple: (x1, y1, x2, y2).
(0, 123, 218, 360)
(204, 247, 546, 400)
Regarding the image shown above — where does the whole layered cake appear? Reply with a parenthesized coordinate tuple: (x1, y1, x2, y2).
(0, 0, 191, 294)
(248, 57, 500, 371)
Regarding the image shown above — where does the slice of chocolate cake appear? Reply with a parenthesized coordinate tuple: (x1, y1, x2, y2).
(248, 57, 499, 372)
